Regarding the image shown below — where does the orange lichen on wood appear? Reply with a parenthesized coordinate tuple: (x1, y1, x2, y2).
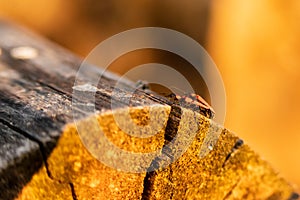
(17, 106, 297, 199)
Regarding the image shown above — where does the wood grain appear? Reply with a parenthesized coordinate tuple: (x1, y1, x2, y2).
(0, 21, 298, 200)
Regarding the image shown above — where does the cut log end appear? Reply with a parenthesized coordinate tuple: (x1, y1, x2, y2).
(0, 20, 298, 199)
(18, 106, 298, 200)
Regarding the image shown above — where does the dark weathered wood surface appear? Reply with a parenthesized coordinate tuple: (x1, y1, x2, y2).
(0, 21, 298, 200)
(0, 20, 182, 199)
(0, 121, 42, 199)
(0, 21, 158, 199)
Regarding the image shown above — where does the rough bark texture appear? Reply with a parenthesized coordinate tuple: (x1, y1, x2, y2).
(0, 21, 298, 200)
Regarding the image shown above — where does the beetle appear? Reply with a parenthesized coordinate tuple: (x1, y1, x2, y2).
(135, 80, 215, 119)
(165, 92, 215, 119)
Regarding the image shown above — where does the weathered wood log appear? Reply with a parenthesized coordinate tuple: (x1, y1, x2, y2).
(0, 21, 298, 200)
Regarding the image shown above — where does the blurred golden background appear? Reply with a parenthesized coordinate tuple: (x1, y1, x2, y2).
(0, 0, 299, 188)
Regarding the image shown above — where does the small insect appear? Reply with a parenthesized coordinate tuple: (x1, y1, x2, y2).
(135, 80, 215, 119)
(165, 93, 215, 119)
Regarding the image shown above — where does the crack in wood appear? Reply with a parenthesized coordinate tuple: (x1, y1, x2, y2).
(222, 139, 244, 168)
(0, 118, 54, 180)
(141, 105, 182, 200)
(0, 21, 298, 200)
(69, 182, 78, 200)
(289, 192, 300, 200)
